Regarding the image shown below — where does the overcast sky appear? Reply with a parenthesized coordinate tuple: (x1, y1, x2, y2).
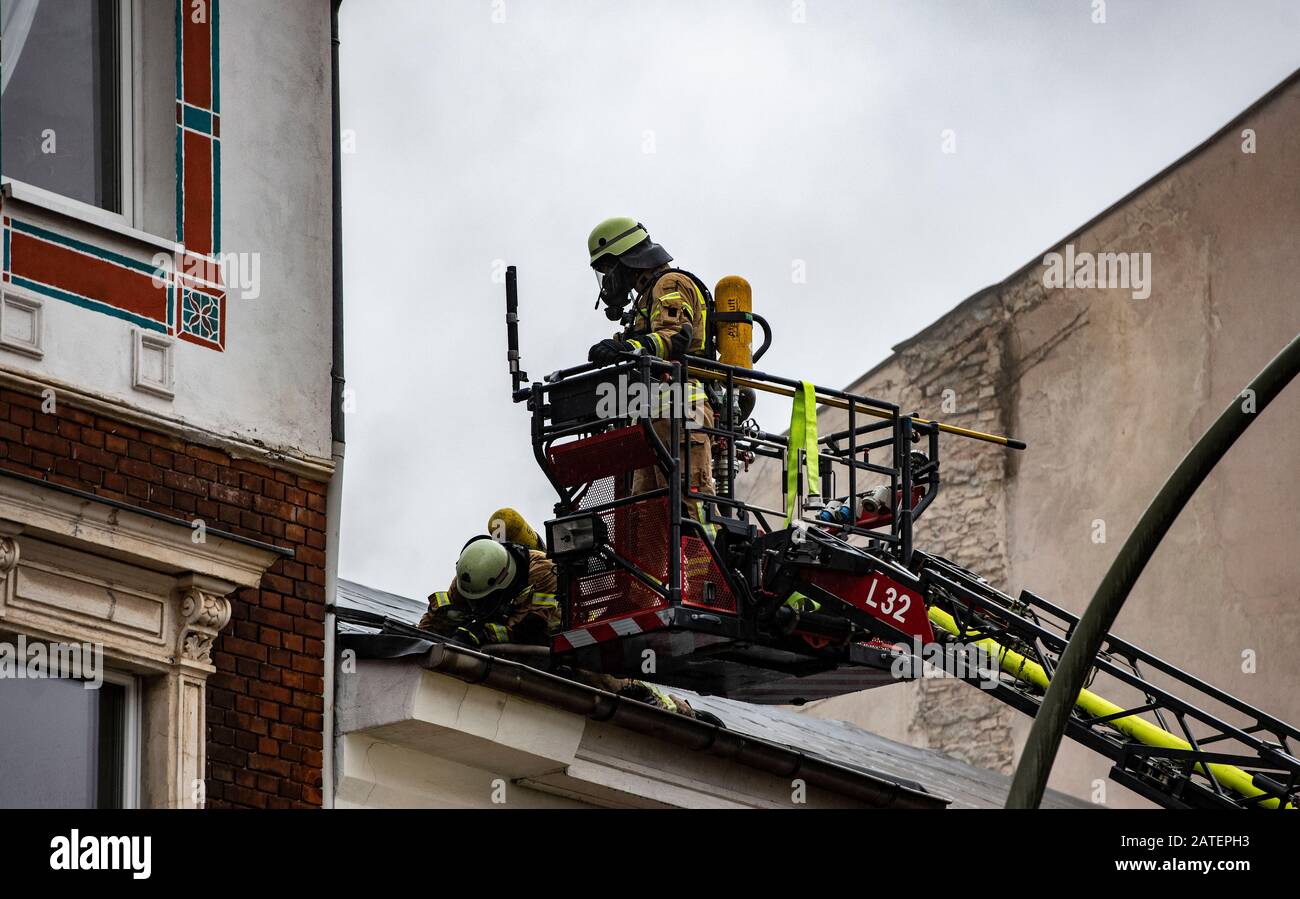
(336, 0, 1300, 600)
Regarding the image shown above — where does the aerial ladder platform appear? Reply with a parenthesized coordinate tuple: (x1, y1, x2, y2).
(501, 266, 1300, 810)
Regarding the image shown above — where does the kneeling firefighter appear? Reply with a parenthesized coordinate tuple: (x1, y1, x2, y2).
(419, 535, 560, 647)
(585, 218, 715, 524)
(419, 515, 702, 718)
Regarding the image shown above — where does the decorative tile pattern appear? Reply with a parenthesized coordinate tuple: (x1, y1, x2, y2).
(174, 0, 224, 348)
(0, 2, 225, 351)
(3, 218, 171, 332)
(181, 288, 222, 345)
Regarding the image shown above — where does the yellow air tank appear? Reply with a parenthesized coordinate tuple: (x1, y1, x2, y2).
(487, 507, 544, 551)
(714, 275, 754, 369)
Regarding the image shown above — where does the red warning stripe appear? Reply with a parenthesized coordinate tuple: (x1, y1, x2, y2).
(552, 609, 669, 653)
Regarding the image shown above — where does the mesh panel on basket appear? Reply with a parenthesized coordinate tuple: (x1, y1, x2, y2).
(569, 497, 672, 625)
(577, 476, 619, 511)
(682, 536, 738, 613)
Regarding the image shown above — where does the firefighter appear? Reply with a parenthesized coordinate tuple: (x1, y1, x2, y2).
(419, 531, 702, 718)
(418, 535, 558, 647)
(585, 217, 716, 522)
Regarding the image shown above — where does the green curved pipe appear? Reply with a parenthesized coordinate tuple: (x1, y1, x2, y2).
(1007, 330, 1300, 809)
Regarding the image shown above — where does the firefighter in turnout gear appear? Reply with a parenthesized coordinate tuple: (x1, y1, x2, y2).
(418, 535, 559, 647)
(419, 517, 704, 719)
(586, 218, 716, 520)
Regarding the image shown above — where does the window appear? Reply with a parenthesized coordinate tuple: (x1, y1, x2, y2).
(1, 0, 132, 217)
(0, 664, 140, 809)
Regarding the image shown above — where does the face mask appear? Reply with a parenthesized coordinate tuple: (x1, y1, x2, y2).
(595, 265, 635, 322)
(467, 589, 511, 621)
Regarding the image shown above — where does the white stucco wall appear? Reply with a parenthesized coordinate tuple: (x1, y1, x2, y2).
(0, 0, 334, 462)
(336, 659, 888, 809)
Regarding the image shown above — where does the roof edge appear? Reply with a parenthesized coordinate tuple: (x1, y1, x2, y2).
(853, 64, 1300, 390)
(421, 641, 949, 809)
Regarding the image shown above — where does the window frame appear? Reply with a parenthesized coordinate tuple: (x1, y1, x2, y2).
(99, 667, 142, 810)
(0, 0, 139, 228)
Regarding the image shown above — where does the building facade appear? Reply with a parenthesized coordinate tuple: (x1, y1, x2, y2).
(740, 69, 1300, 807)
(0, 0, 338, 808)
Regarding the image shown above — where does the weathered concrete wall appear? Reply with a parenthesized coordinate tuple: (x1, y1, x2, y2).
(740, 71, 1300, 806)
(745, 306, 1021, 778)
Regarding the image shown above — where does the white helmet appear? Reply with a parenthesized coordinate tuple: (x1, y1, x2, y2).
(455, 537, 518, 601)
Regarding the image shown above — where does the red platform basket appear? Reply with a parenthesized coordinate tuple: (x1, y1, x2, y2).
(546, 425, 657, 489)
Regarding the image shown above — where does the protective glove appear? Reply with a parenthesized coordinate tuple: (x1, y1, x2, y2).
(619, 680, 696, 718)
(510, 613, 549, 646)
(588, 337, 633, 366)
(451, 626, 482, 647)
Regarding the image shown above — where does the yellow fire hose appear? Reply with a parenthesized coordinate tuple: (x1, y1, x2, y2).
(687, 366, 1025, 450)
(927, 606, 1292, 809)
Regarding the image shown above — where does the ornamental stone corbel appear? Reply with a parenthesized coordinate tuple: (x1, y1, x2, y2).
(0, 519, 22, 613)
(174, 572, 238, 667)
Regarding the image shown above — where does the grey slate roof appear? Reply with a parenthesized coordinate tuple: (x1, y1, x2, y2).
(336, 578, 429, 633)
(683, 692, 1090, 809)
(335, 578, 1093, 809)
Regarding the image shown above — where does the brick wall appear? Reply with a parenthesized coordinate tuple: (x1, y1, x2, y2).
(0, 384, 326, 808)
(861, 295, 1020, 774)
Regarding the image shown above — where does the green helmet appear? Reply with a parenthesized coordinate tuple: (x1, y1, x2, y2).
(588, 217, 673, 271)
(588, 217, 647, 266)
(455, 537, 517, 601)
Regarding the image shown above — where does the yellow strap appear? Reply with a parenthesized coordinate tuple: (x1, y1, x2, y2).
(687, 500, 716, 538)
(784, 591, 821, 613)
(690, 281, 705, 337)
(483, 623, 510, 644)
(785, 381, 819, 526)
(433, 592, 451, 608)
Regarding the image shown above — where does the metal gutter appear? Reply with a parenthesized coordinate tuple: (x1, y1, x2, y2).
(422, 641, 948, 810)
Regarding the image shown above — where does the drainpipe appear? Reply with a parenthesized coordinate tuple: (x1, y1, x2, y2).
(322, 0, 346, 810)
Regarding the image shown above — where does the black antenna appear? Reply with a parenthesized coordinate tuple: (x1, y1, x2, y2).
(505, 265, 528, 396)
